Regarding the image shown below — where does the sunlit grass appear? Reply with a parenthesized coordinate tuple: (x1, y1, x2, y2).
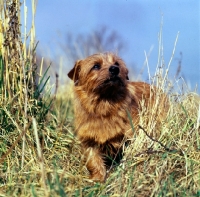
(0, 1, 200, 197)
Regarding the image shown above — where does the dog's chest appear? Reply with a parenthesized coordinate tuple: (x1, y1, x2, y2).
(76, 106, 131, 144)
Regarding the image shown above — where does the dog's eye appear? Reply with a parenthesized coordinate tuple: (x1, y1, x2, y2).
(115, 62, 120, 66)
(92, 64, 101, 70)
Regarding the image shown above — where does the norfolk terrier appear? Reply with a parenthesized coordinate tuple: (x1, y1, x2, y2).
(68, 52, 167, 182)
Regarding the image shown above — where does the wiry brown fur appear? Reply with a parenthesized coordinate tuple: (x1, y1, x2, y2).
(68, 52, 167, 182)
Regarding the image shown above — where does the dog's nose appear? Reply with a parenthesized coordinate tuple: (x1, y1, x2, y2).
(109, 66, 119, 76)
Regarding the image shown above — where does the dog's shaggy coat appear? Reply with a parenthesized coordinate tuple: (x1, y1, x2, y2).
(68, 53, 167, 182)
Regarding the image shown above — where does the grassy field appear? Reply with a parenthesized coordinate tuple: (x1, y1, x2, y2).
(0, 1, 200, 197)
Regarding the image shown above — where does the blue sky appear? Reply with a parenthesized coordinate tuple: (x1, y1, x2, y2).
(24, 0, 199, 92)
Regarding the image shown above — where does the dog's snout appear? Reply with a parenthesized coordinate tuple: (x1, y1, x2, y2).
(109, 66, 119, 76)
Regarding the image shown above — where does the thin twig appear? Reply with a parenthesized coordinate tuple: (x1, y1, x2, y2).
(138, 125, 174, 152)
(134, 149, 164, 157)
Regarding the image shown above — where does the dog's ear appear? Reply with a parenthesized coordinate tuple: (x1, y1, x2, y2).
(126, 69, 129, 80)
(68, 60, 81, 85)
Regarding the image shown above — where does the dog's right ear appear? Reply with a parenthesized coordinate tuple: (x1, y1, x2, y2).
(68, 60, 81, 85)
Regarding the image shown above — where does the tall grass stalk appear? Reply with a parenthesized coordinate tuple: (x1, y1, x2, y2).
(0, 1, 52, 195)
(32, 117, 47, 194)
(21, 0, 28, 169)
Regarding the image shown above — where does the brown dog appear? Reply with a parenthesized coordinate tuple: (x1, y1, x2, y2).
(68, 52, 167, 182)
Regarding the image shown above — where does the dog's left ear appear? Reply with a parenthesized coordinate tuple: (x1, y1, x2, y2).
(68, 60, 81, 85)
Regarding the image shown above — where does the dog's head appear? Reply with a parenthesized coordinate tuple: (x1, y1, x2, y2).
(68, 53, 129, 100)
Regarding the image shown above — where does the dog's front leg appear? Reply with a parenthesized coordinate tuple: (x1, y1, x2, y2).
(85, 147, 106, 182)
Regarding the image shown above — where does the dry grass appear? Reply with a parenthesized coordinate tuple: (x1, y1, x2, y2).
(0, 1, 200, 197)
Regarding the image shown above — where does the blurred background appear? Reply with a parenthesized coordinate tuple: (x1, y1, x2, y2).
(23, 0, 199, 92)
